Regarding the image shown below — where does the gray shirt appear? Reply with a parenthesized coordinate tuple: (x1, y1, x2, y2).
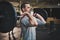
(21, 16, 46, 40)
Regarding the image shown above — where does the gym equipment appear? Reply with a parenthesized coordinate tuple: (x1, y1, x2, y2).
(33, 8, 48, 20)
(0, 1, 17, 33)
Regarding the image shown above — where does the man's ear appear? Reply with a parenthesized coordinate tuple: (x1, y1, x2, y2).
(22, 8, 25, 11)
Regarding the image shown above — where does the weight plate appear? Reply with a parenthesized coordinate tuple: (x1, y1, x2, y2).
(0, 1, 17, 33)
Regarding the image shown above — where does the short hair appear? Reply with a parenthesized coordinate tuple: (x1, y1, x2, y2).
(21, 2, 30, 10)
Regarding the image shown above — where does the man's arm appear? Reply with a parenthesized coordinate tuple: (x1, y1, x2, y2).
(26, 13, 38, 26)
(34, 13, 46, 24)
(33, 13, 46, 26)
(21, 12, 38, 27)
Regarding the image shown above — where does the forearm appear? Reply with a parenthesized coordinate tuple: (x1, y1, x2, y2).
(36, 14, 46, 23)
(27, 13, 38, 26)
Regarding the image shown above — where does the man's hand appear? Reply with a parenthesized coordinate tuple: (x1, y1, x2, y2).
(33, 13, 37, 17)
(20, 11, 30, 18)
(33, 13, 40, 18)
(24, 12, 38, 26)
(24, 12, 29, 15)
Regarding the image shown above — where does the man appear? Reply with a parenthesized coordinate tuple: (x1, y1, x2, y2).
(20, 2, 46, 40)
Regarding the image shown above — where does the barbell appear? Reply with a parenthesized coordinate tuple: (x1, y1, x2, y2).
(0, 1, 22, 33)
(0, 1, 17, 33)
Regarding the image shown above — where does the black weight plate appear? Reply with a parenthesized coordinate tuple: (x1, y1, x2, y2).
(0, 1, 17, 33)
(33, 8, 48, 20)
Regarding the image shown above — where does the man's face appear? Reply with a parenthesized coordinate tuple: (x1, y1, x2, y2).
(24, 4, 31, 12)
